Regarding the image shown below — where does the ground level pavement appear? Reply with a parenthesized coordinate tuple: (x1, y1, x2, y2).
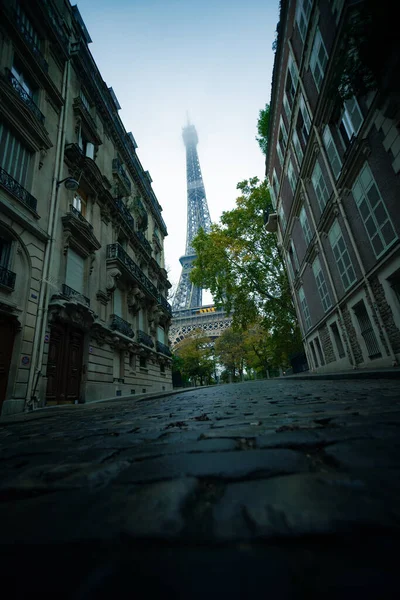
(1, 378, 400, 598)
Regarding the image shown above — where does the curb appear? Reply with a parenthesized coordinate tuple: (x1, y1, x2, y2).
(0, 385, 216, 425)
(278, 368, 400, 381)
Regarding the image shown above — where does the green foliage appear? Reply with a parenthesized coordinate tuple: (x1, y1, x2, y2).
(256, 104, 270, 156)
(174, 329, 214, 385)
(191, 177, 302, 367)
(215, 329, 246, 379)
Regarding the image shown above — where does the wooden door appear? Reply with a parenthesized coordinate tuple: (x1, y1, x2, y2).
(46, 323, 84, 404)
(0, 316, 16, 411)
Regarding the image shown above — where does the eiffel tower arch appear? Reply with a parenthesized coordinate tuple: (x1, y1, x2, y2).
(171, 122, 231, 345)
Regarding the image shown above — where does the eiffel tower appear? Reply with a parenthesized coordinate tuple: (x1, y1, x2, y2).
(171, 121, 232, 345)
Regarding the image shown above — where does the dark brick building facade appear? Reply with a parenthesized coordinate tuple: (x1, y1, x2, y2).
(265, 0, 400, 372)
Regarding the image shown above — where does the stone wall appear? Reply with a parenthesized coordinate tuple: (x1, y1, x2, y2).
(341, 305, 364, 365)
(370, 276, 400, 354)
(318, 323, 336, 364)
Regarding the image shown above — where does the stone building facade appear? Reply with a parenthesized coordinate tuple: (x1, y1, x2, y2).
(265, 0, 400, 372)
(0, 0, 172, 415)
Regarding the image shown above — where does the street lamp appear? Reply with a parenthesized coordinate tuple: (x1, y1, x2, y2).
(56, 177, 79, 191)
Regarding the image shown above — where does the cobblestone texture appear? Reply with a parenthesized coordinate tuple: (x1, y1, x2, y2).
(1, 378, 400, 598)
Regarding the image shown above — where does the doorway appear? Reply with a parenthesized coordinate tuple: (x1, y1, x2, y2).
(0, 315, 17, 411)
(46, 322, 84, 404)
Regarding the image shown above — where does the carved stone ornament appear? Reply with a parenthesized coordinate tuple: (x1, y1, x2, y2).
(127, 284, 145, 315)
(48, 297, 97, 332)
(63, 231, 72, 255)
(106, 268, 122, 293)
(39, 148, 47, 170)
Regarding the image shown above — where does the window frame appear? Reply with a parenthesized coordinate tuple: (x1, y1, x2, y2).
(299, 286, 312, 330)
(323, 125, 342, 180)
(328, 220, 357, 291)
(296, 0, 313, 42)
(312, 255, 332, 312)
(310, 28, 328, 92)
(311, 159, 330, 212)
(288, 159, 297, 195)
(300, 206, 313, 245)
(352, 162, 397, 258)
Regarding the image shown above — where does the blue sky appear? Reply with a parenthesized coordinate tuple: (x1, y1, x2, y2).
(75, 0, 279, 296)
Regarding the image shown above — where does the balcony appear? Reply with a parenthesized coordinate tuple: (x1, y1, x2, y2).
(112, 158, 131, 196)
(14, 12, 48, 73)
(115, 197, 135, 231)
(110, 314, 134, 338)
(156, 340, 172, 357)
(61, 284, 90, 306)
(136, 230, 152, 255)
(159, 294, 172, 315)
(0, 266, 16, 291)
(0, 166, 38, 214)
(138, 330, 154, 348)
(69, 204, 93, 230)
(5, 69, 45, 124)
(106, 243, 158, 299)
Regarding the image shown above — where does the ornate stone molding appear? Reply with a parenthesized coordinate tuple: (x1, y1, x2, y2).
(48, 297, 97, 332)
(106, 267, 121, 293)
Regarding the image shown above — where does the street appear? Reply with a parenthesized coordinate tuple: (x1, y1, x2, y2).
(1, 378, 400, 598)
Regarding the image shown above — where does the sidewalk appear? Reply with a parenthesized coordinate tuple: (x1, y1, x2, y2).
(281, 366, 400, 381)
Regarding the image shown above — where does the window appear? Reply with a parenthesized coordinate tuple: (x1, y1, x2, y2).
(139, 356, 147, 369)
(340, 96, 363, 143)
(292, 130, 304, 165)
(72, 193, 87, 216)
(11, 64, 36, 99)
(388, 272, 400, 307)
(80, 89, 91, 112)
(129, 352, 136, 371)
(309, 340, 318, 367)
(279, 118, 288, 152)
(286, 250, 295, 281)
(353, 300, 381, 359)
(269, 181, 276, 208)
(299, 286, 311, 330)
(78, 127, 95, 159)
(0, 238, 11, 269)
(277, 139, 284, 167)
(0, 122, 31, 185)
(279, 204, 287, 231)
(330, 321, 345, 358)
(296, 0, 313, 41)
(289, 240, 299, 273)
(311, 160, 330, 212)
(160, 363, 165, 374)
(16, 4, 41, 48)
(271, 170, 279, 208)
(65, 249, 85, 294)
(283, 93, 291, 120)
(298, 95, 312, 146)
(157, 326, 165, 343)
(312, 256, 332, 312)
(314, 337, 325, 365)
(328, 220, 356, 290)
(138, 309, 145, 331)
(352, 163, 397, 258)
(113, 287, 123, 317)
(300, 206, 313, 245)
(323, 125, 342, 179)
(288, 160, 297, 194)
(286, 53, 299, 105)
(310, 28, 328, 92)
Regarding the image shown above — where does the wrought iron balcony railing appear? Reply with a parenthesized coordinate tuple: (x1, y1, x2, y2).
(136, 230, 152, 255)
(61, 284, 90, 306)
(0, 265, 16, 290)
(138, 330, 154, 348)
(112, 158, 131, 193)
(115, 197, 135, 231)
(14, 12, 49, 72)
(42, 0, 69, 50)
(69, 204, 93, 229)
(159, 294, 172, 315)
(0, 166, 38, 213)
(156, 340, 172, 357)
(106, 243, 158, 299)
(5, 69, 45, 124)
(110, 314, 134, 338)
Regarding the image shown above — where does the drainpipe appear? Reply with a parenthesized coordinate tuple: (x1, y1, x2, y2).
(313, 125, 397, 363)
(25, 58, 71, 410)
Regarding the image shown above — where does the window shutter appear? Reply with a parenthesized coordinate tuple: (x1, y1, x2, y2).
(157, 326, 165, 343)
(66, 249, 85, 293)
(113, 287, 123, 317)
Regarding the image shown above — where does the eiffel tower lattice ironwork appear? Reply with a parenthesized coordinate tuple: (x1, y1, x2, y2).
(172, 122, 212, 312)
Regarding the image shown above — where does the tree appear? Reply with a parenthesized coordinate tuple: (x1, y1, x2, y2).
(256, 104, 270, 156)
(191, 177, 302, 368)
(215, 328, 246, 381)
(174, 329, 214, 386)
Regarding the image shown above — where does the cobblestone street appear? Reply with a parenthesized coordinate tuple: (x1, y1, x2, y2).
(1, 378, 400, 598)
